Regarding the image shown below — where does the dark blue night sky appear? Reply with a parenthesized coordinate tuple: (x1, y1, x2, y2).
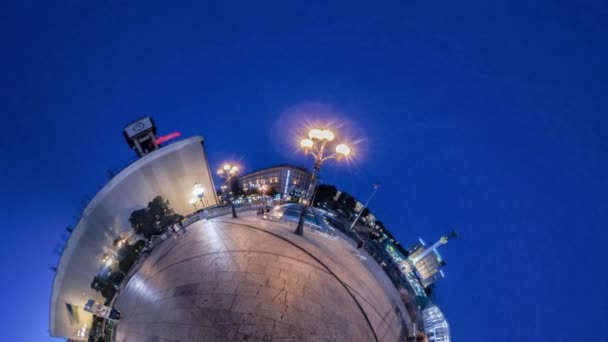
(1, 1, 607, 341)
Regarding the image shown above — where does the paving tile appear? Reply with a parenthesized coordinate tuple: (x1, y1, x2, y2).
(113, 214, 409, 342)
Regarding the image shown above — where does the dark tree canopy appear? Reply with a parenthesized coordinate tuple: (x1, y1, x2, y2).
(313, 184, 338, 207)
(264, 186, 277, 197)
(129, 196, 182, 239)
(361, 207, 371, 218)
(117, 240, 146, 273)
(338, 192, 357, 210)
(229, 177, 245, 197)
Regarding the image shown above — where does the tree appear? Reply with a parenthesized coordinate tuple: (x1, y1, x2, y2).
(244, 186, 259, 197)
(334, 192, 357, 218)
(91, 275, 117, 300)
(148, 196, 172, 218)
(313, 184, 338, 207)
(361, 207, 370, 218)
(264, 186, 277, 198)
(129, 208, 154, 238)
(129, 196, 183, 240)
(338, 192, 356, 210)
(229, 177, 245, 198)
(117, 242, 141, 273)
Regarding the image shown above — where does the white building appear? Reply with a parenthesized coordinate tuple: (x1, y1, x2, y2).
(239, 164, 311, 198)
(422, 305, 450, 342)
(50, 136, 217, 340)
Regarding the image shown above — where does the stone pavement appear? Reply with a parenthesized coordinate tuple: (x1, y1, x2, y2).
(113, 211, 412, 341)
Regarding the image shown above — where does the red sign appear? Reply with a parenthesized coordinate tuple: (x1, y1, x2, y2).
(155, 132, 181, 145)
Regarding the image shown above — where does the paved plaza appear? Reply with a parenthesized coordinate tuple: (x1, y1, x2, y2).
(113, 211, 412, 341)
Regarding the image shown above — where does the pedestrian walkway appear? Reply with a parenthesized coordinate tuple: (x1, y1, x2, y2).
(113, 211, 412, 341)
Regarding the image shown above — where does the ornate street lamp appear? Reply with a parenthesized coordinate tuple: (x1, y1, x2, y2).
(217, 163, 240, 218)
(295, 128, 350, 236)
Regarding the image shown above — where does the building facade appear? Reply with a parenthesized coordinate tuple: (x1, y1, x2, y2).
(239, 164, 311, 199)
(50, 136, 218, 340)
(422, 305, 450, 342)
(407, 238, 448, 288)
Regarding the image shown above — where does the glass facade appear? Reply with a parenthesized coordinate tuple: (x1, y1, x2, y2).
(422, 305, 450, 342)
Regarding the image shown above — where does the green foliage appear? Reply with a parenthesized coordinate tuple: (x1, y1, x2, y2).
(129, 196, 183, 240)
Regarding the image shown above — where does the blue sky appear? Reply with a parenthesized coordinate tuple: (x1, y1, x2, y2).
(0, 1, 607, 341)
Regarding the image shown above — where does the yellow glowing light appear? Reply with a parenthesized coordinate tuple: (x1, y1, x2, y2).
(336, 144, 351, 156)
(189, 198, 197, 204)
(320, 129, 335, 141)
(223, 164, 231, 171)
(230, 166, 238, 173)
(308, 128, 323, 140)
(104, 256, 115, 267)
(300, 138, 314, 148)
(193, 183, 205, 197)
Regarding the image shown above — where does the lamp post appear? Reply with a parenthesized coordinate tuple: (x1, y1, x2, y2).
(295, 128, 351, 236)
(192, 183, 207, 209)
(189, 198, 198, 212)
(261, 184, 268, 204)
(217, 163, 239, 218)
(348, 183, 381, 231)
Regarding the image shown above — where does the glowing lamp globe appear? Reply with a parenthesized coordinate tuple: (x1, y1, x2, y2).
(308, 128, 323, 140)
(336, 144, 351, 156)
(300, 138, 314, 148)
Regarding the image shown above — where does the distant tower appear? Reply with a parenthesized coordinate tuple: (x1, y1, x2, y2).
(123, 117, 158, 157)
(407, 230, 457, 287)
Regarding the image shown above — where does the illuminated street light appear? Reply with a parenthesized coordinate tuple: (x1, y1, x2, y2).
(320, 129, 334, 141)
(336, 143, 350, 156)
(294, 127, 351, 236)
(308, 128, 323, 140)
(217, 162, 240, 218)
(192, 183, 207, 209)
(189, 198, 198, 211)
(300, 138, 314, 148)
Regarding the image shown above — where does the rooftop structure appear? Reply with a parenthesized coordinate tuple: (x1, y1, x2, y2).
(122, 117, 158, 158)
(407, 232, 456, 288)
